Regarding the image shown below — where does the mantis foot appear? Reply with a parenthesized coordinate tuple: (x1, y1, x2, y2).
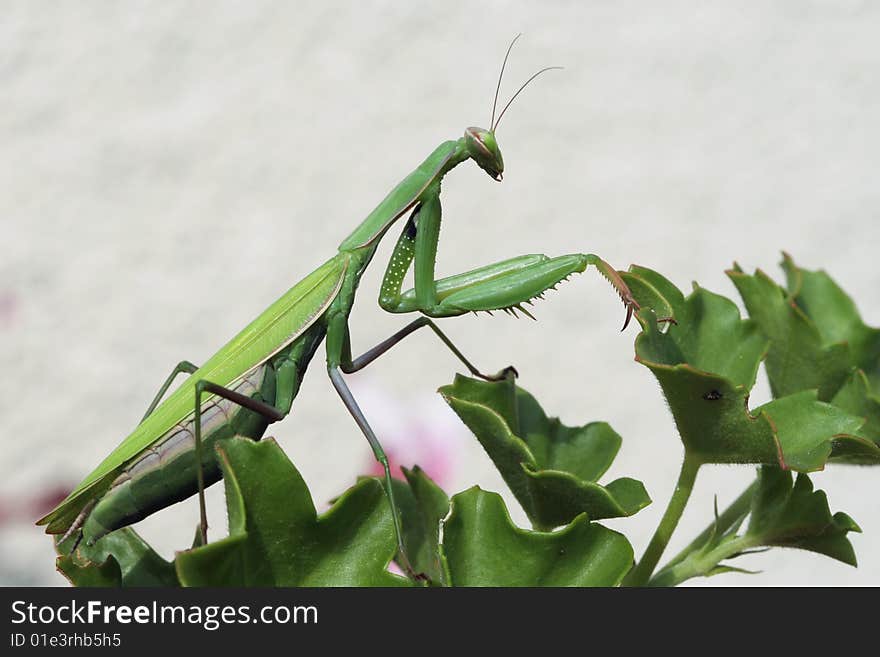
(621, 295, 640, 331)
(479, 365, 519, 382)
(590, 257, 640, 331)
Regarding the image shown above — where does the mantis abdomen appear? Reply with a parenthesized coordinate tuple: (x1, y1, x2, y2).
(82, 364, 277, 542)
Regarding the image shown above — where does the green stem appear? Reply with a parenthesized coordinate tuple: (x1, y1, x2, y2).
(661, 479, 756, 571)
(623, 454, 701, 587)
(647, 534, 759, 587)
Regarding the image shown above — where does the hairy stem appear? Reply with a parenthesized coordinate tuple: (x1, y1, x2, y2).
(623, 454, 701, 587)
(647, 534, 759, 587)
(660, 479, 757, 572)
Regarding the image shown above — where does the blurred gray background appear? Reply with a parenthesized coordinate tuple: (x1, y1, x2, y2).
(2, 1, 879, 586)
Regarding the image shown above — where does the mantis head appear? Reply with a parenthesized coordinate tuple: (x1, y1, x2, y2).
(465, 127, 504, 181)
(472, 35, 562, 183)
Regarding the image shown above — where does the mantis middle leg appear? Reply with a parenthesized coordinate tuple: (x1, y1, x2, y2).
(326, 366, 419, 577)
(324, 302, 516, 579)
(340, 316, 515, 381)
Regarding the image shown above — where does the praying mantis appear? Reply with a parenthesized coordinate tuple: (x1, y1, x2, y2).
(37, 36, 639, 576)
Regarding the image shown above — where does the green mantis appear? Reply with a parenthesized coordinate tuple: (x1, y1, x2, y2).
(37, 37, 639, 576)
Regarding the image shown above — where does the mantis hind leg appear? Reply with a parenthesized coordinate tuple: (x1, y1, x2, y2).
(327, 314, 509, 580)
(141, 360, 199, 422)
(192, 380, 285, 545)
(327, 366, 422, 580)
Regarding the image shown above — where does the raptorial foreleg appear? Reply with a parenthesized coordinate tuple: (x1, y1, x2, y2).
(377, 204, 638, 328)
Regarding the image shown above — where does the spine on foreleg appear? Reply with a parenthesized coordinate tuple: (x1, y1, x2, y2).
(81, 364, 278, 544)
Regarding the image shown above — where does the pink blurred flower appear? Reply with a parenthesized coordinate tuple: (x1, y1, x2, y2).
(0, 290, 18, 329)
(350, 375, 466, 489)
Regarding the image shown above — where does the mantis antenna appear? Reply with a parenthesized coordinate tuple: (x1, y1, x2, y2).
(490, 33, 523, 130)
(492, 66, 564, 132)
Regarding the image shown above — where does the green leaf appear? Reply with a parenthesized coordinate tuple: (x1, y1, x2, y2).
(624, 267, 877, 469)
(56, 528, 178, 587)
(758, 391, 871, 470)
(633, 277, 767, 389)
(440, 487, 633, 586)
(726, 257, 880, 461)
(728, 263, 851, 400)
(174, 437, 412, 587)
(620, 265, 681, 323)
(781, 253, 880, 391)
(746, 466, 861, 566)
(704, 564, 760, 578)
(57, 552, 122, 587)
(832, 370, 880, 451)
(439, 375, 650, 530)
